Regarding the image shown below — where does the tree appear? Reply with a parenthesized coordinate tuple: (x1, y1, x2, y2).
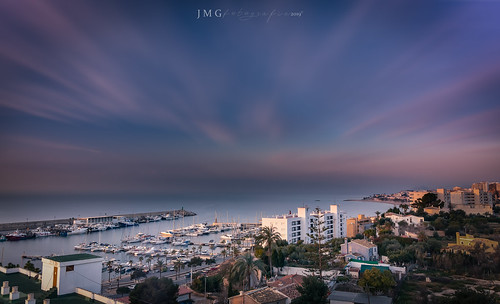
(106, 261, 113, 283)
(307, 208, 328, 279)
(156, 259, 164, 278)
(129, 277, 179, 304)
(292, 275, 328, 304)
(358, 268, 395, 295)
(116, 286, 131, 296)
(221, 249, 227, 261)
(173, 259, 184, 280)
(364, 229, 376, 239)
(231, 245, 240, 258)
(412, 193, 444, 213)
(24, 261, 40, 273)
(440, 288, 498, 304)
(401, 204, 409, 214)
(131, 269, 147, 281)
(230, 252, 266, 291)
(188, 257, 203, 268)
(146, 257, 152, 271)
(255, 226, 281, 276)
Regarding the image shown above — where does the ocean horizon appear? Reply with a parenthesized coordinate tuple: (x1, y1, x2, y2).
(0, 192, 393, 224)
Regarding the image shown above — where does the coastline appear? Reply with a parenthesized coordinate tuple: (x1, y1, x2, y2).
(343, 199, 405, 206)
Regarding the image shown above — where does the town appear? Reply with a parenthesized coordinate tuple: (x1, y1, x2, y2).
(1, 181, 499, 304)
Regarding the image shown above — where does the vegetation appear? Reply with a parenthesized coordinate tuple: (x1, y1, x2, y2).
(254, 226, 281, 276)
(230, 252, 266, 291)
(116, 286, 131, 295)
(306, 208, 328, 279)
(292, 275, 328, 304)
(358, 268, 396, 295)
(191, 273, 223, 294)
(438, 287, 499, 304)
(131, 269, 147, 280)
(129, 277, 178, 304)
(412, 193, 444, 214)
(23, 261, 40, 273)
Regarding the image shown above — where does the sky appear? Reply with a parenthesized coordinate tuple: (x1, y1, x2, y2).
(1, 0, 499, 198)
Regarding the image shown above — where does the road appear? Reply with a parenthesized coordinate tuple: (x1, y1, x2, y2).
(102, 255, 227, 296)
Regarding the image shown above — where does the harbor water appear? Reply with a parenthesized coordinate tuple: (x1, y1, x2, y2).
(0, 194, 395, 268)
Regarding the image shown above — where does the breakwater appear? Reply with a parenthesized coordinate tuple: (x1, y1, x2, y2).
(0, 209, 196, 233)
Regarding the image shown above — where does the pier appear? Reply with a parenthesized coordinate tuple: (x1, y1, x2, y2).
(0, 209, 196, 233)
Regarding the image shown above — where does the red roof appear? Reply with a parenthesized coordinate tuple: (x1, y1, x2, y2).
(179, 285, 193, 296)
(116, 296, 130, 304)
(267, 274, 305, 300)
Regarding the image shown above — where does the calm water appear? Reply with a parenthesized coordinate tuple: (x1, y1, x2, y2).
(0, 193, 394, 267)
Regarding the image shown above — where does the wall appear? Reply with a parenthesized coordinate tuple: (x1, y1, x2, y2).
(76, 288, 127, 304)
(58, 260, 102, 295)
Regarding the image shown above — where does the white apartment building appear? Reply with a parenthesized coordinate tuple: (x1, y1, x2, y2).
(384, 212, 424, 228)
(261, 205, 346, 244)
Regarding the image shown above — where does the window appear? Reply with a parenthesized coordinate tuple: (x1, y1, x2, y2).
(66, 265, 74, 272)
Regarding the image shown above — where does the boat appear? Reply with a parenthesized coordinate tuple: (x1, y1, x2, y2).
(220, 234, 233, 240)
(33, 228, 56, 237)
(5, 230, 36, 241)
(67, 227, 88, 235)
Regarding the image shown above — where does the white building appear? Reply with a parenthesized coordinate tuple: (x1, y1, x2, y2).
(340, 238, 378, 261)
(261, 205, 346, 244)
(42, 253, 103, 295)
(384, 212, 424, 228)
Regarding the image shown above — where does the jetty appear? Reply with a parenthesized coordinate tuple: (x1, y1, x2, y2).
(0, 209, 196, 233)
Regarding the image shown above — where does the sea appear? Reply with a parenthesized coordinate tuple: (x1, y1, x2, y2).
(0, 193, 395, 272)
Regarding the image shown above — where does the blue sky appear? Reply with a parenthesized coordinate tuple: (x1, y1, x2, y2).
(1, 0, 499, 196)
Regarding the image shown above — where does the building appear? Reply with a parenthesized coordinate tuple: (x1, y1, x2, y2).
(436, 188, 451, 210)
(340, 239, 379, 261)
(344, 259, 405, 280)
(328, 291, 393, 304)
(267, 274, 304, 301)
(408, 190, 431, 204)
(346, 215, 374, 237)
(449, 188, 493, 214)
(384, 213, 424, 228)
(41, 253, 103, 295)
(261, 205, 346, 244)
(229, 287, 288, 304)
(346, 217, 359, 238)
(446, 232, 499, 254)
(73, 215, 118, 225)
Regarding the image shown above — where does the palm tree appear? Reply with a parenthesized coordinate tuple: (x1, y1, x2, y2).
(230, 252, 266, 291)
(139, 256, 144, 266)
(174, 259, 184, 280)
(221, 249, 227, 261)
(232, 245, 240, 258)
(146, 257, 152, 271)
(254, 226, 281, 276)
(156, 259, 164, 278)
(106, 261, 113, 283)
(209, 244, 215, 256)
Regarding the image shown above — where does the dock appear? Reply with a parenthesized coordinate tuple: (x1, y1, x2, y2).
(0, 209, 196, 233)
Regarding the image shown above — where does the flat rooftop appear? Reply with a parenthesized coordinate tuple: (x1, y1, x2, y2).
(45, 253, 101, 263)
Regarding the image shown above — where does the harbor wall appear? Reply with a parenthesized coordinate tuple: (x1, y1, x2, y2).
(0, 219, 73, 233)
(0, 209, 196, 233)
